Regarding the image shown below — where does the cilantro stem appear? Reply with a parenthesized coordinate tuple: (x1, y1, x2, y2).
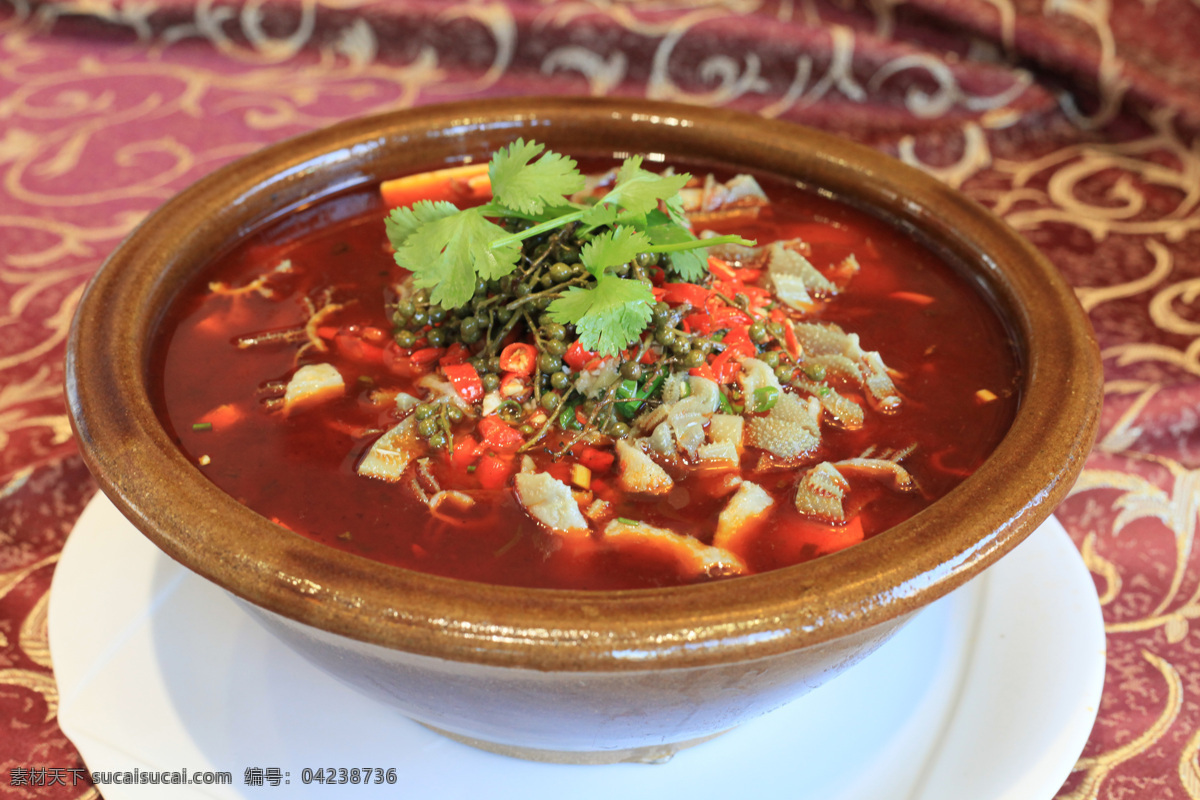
(504, 275, 588, 313)
(484, 305, 524, 357)
(649, 233, 754, 253)
(520, 387, 577, 453)
(490, 210, 585, 251)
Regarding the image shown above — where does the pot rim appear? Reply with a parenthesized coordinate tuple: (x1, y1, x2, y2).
(65, 96, 1101, 672)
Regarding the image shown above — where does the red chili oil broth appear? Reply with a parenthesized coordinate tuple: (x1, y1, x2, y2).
(151, 168, 1020, 590)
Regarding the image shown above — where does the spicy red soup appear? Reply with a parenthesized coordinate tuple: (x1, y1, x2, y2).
(152, 153, 1019, 590)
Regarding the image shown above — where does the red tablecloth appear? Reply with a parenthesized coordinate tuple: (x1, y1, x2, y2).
(3, 1, 1199, 797)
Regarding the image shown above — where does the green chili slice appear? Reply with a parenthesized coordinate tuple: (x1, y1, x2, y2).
(752, 386, 779, 412)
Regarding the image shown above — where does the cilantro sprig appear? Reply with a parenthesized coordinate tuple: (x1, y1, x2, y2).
(385, 139, 753, 354)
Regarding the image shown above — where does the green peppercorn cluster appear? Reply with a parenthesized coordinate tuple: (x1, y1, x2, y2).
(386, 217, 832, 451)
(411, 399, 465, 450)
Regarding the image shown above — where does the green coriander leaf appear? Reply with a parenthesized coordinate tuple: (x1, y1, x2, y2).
(667, 248, 707, 282)
(580, 226, 653, 278)
(602, 156, 690, 216)
(547, 275, 654, 356)
(644, 208, 672, 227)
(527, 201, 586, 225)
(394, 208, 520, 308)
(578, 202, 620, 233)
(490, 138, 586, 216)
(645, 222, 707, 281)
(385, 200, 459, 250)
(663, 191, 690, 228)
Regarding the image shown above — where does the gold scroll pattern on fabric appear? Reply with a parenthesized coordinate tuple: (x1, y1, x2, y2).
(0, 555, 60, 724)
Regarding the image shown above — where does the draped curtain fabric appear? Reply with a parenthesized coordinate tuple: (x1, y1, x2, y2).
(2, 1, 1199, 796)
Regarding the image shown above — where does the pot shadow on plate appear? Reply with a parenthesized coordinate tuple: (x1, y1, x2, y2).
(145, 553, 971, 800)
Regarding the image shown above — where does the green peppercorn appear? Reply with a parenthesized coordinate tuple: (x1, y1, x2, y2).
(459, 316, 482, 344)
(550, 371, 571, 391)
(545, 339, 568, 356)
(774, 364, 795, 383)
(446, 405, 465, 423)
(518, 423, 535, 436)
(635, 251, 658, 269)
(545, 322, 567, 341)
(671, 338, 692, 356)
(549, 261, 573, 283)
(426, 327, 447, 348)
(428, 306, 446, 324)
(428, 431, 447, 449)
(749, 320, 769, 344)
(482, 373, 500, 392)
(761, 350, 781, 368)
(394, 330, 417, 348)
(410, 310, 428, 328)
(559, 243, 581, 263)
(656, 328, 678, 348)
(541, 392, 560, 411)
(608, 421, 630, 438)
(414, 404, 435, 420)
(537, 353, 562, 373)
(767, 321, 786, 340)
(620, 361, 643, 381)
(417, 418, 438, 438)
(683, 350, 705, 369)
(395, 300, 415, 318)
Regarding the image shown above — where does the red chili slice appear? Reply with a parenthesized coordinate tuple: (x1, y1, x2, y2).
(499, 343, 537, 376)
(442, 362, 484, 403)
(475, 454, 516, 489)
(478, 416, 524, 451)
(563, 340, 598, 372)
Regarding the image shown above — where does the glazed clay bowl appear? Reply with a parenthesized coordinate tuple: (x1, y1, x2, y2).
(65, 96, 1101, 763)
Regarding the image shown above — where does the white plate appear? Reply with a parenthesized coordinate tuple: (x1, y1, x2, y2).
(50, 495, 1104, 800)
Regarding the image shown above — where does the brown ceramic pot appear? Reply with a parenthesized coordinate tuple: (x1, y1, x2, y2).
(65, 96, 1101, 763)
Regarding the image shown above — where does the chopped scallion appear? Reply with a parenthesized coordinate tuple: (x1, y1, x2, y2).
(192, 422, 213, 432)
